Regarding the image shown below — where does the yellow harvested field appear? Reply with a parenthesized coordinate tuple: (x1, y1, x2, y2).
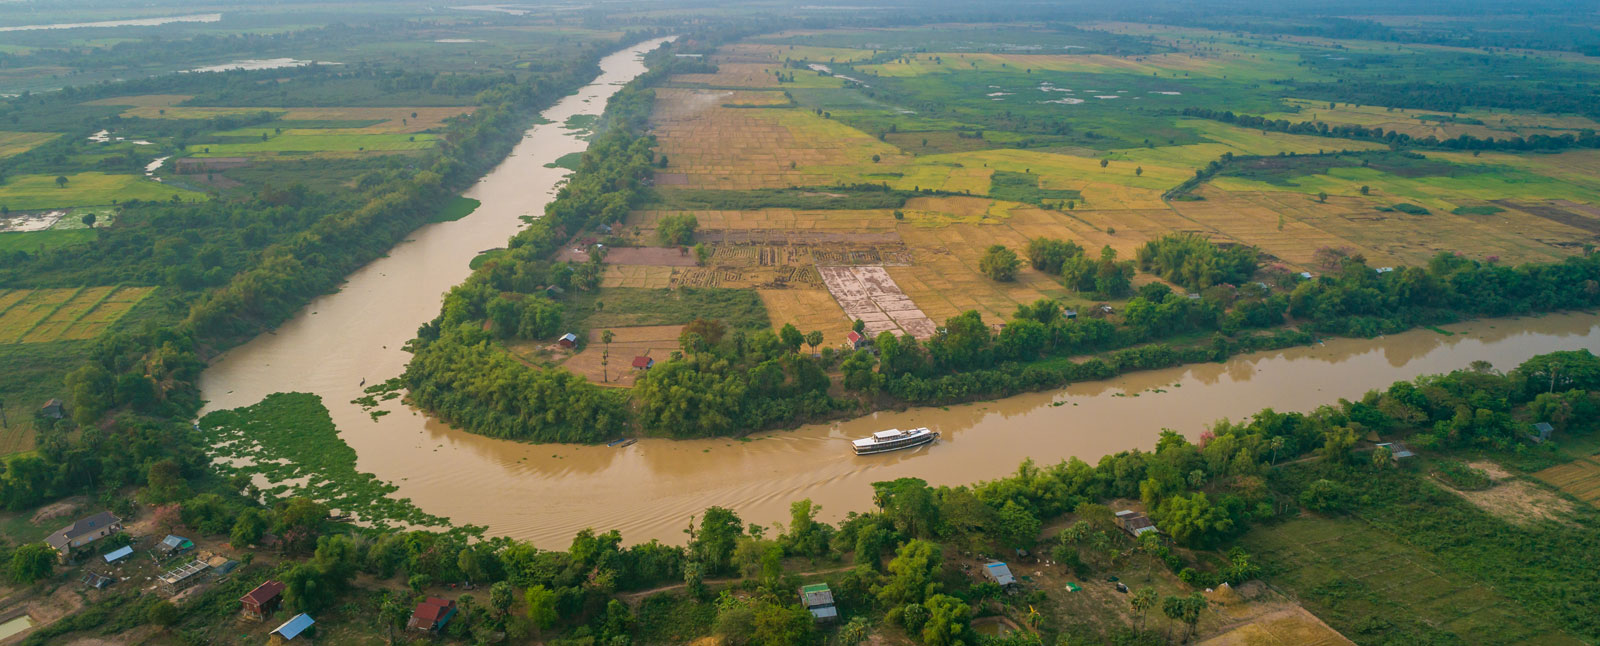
(0, 286, 153, 344)
(559, 325, 682, 387)
(117, 106, 474, 133)
(652, 88, 906, 189)
(758, 289, 853, 347)
(890, 220, 1075, 325)
(0, 131, 59, 159)
(1257, 98, 1600, 141)
(1534, 456, 1600, 506)
(718, 42, 878, 64)
(1171, 188, 1585, 269)
(83, 94, 193, 107)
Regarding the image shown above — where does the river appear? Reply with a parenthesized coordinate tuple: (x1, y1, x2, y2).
(198, 41, 1600, 549)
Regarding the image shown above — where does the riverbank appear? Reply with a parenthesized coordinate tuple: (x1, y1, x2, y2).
(207, 310, 1600, 547)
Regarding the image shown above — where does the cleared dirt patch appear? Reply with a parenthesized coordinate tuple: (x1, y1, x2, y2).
(1443, 461, 1575, 525)
(559, 325, 683, 387)
(818, 265, 937, 338)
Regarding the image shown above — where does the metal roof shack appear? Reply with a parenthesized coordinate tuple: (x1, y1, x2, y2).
(270, 613, 314, 644)
(558, 333, 579, 348)
(102, 545, 134, 563)
(1376, 441, 1415, 462)
(157, 534, 193, 555)
(984, 562, 1017, 587)
(45, 511, 122, 556)
(1531, 422, 1555, 443)
(799, 583, 837, 621)
(1115, 510, 1158, 537)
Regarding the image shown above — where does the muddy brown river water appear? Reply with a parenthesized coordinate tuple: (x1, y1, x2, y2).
(199, 39, 1600, 548)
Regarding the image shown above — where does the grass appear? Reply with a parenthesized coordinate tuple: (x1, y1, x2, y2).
(0, 172, 206, 210)
(0, 131, 58, 159)
(0, 228, 94, 252)
(428, 196, 479, 223)
(199, 392, 454, 531)
(0, 286, 152, 344)
(193, 132, 436, 156)
(565, 287, 771, 333)
(544, 152, 583, 171)
(1239, 514, 1584, 645)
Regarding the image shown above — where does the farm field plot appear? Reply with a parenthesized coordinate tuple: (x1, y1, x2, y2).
(1173, 188, 1586, 268)
(757, 289, 853, 347)
(1256, 98, 1600, 141)
(1534, 456, 1600, 507)
(193, 132, 438, 157)
(1238, 515, 1586, 646)
(0, 131, 57, 158)
(111, 103, 473, 133)
(0, 172, 205, 210)
(558, 326, 683, 387)
(0, 286, 153, 344)
(630, 207, 902, 237)
(601, 264, 823, 290)
(651, 89, 904, 189)
(890, 222, 1073, 326)
(817, 265, 937, 338)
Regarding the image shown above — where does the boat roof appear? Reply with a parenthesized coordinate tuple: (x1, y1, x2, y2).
(873, 429, 904, 439)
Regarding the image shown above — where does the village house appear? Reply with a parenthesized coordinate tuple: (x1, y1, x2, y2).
(845, 330, 868, 351)
(45, 511, 122, 559)
(631, 355, 655, 370)
(39, 398, 65, 420)
(269, 613, 314, 644)
(558, 333, 579, 349)
(1115, 510, 1158, 538)
(241, 580, 286, 621)
(1531, 422, 1555, 443)
(157, 534, 194, 557)
(798, 583, 837, 622)
(408, 597, 458, 632)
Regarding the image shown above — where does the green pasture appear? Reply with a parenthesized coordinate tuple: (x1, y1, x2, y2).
(1239, 515, 1584, 646)
(193, 132, 437, 156)
(1210, 158, 1600, 211)
(754, 24, 1158, 55)
(0, 172, 205, 210)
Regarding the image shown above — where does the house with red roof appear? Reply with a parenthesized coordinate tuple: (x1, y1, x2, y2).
(407, 597, 458, 632)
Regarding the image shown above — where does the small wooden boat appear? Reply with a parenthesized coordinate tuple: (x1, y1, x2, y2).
(605, 438, 637, 448)
(852, 427, 938, 455)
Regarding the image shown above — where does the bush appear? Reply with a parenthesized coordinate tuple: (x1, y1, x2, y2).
(979, 245, 1021, 282)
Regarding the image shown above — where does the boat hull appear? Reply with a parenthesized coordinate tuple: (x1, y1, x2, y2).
(853, 431, 939, 455)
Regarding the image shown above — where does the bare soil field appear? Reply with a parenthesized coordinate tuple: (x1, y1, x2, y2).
(559, 325, 683, 387)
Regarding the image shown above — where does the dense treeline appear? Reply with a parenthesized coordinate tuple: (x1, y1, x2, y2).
(1182, 107, 1600, 151)
(1136, 233, 1259, 291)
(1292, 80, 1600, 121)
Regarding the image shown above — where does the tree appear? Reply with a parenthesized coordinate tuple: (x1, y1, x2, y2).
(230, 509, 267, 548)
(81, 212, 96, 228)
(525, 584, 558, 632)
(1130, 587, 1157, 631)
(146, 600, 180, 627)
(996, 500, 1042, 552)
(54, 175, 68, 188)
(1161, 593, 1206, 642)
(656, 214, 699, 246)
(1360, 185, 1370, 195)
(380, 593, 409, 644)
(490, 581, 514, 621)
(779, 324, 805, 354)
(877, 539, 941, 606)
(1316, 191, 1328, 203)
(872, 154, 881, 163)
(853, 319, 866, 334)
(601, 329, 614, 383)
(688, 507, 745, 575)
(1100, 159, 1109, 170)
(919, 594, 971, 646)
(694, 243, 712, 266)
(979, 244, 1021, 282)
(9, 543, 54, 584)
(1135, 166, 1144, 176)
(804, 330, 823, 352)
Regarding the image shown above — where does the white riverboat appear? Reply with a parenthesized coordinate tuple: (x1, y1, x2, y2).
(852, 427, 938, 455)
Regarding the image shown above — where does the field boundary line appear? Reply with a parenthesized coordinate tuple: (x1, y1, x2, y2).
(8, 285, 81, 343)
(66, 285, 120, 327)
(0, 289, 22, 320)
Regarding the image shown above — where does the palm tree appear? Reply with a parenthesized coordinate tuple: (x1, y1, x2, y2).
(1130, 588, 1156, 631)
(601, 330, 614, 382)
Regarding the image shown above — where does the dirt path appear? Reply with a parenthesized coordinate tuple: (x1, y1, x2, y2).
(617, 564, 856, 605)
